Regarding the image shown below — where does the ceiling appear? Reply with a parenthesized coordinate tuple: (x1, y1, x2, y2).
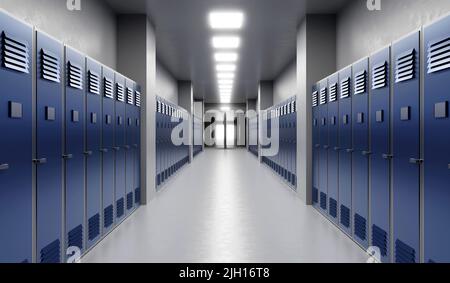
(104, 0, 351, 103)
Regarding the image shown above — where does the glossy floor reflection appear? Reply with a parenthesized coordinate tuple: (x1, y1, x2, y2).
(83, 149, 368, 263)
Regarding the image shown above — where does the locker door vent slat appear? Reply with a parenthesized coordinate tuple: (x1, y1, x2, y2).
(127, 88, 134, 105)
(88, 71, 100, 95)
(427, 37, 450, 73)
(329, 83, 338, 102)
(67, 61, 82, 89)
(340, 77, 351, 98)
(103, 77, 114, 99)
(1, 31, 30, 73)
(67, 225, 83, 250)
(40, 49, 60, 83)
(135, 91, 141, 107)
(354, 70, 366, 95)
(312, 91, 319, 107)
(372, 61, 387, 89)
(395, 239, 416, 263)
(354, 214, 367, 241)
(127, 192, 134, 210)
(104, 205, 114, 228)
(319, 88, 327, 105)
(395, 49, 415, 83)
(372, 225, 388, 256)
(116, 198, 125, 218)
(320, 192, 327, 210)
(340, 205, 350, 228)
(134, 188, 141, 204)
(40, 239, 60, 263)
(329, 198, 337, 218)
(312, 188, 319, 204)
(88, 214, 100, 241)
(116, 83, 125, 102)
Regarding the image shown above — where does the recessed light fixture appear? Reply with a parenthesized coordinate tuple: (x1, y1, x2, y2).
(219, 86, 233, 91)
(209, 11, 244, 29)
(212, 36, 240, 49)
(214, 52, 238, 62)
(217, 72, 235, 79)
(218, 79, 234, 85)
(216, 64, 236, 72)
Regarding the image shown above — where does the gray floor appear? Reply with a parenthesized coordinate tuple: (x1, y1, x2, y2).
(83, 149, 368, 263)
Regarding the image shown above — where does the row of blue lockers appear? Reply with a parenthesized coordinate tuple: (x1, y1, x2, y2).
(312, 14, 450, 263)
(248, 114, 258, 157)
(193, 115, 203, 157)
(0, 11, 141, 263)
(155, 97, 190, 188)
(261, 96, 297, 189)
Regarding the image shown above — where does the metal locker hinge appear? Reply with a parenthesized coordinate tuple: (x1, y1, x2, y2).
(0, 164, 10, 171)
(409, 158, 424, 165)
(33, 158, 47, 164)
(84, 151, 93, 156)
(362, 151, 372, 156)
(63, 154, 73, 160)
(382, 154, 394, 160)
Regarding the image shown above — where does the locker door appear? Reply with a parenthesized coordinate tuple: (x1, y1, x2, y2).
(85, 58, 102, 247)
(102, 67, 115, 233)
(369, 47, 391, 262)
(292, 100, 297, 187)
(327, 73, 339, 223)
(312, 85, 320, 208)
(424, 17, 450, 263)
(352, 58, 370, 248)
(319, 80, 329, 214)
(134, 88, 141, 205)
(392, 31, 420, 263)
(338, 67, 353, 235)
(36, 31, 63, 263)
(0, 12, 33, 263)
(64, 47, 85, 255)
(125, 80, 135, 213)
(114, 74, 126, 221)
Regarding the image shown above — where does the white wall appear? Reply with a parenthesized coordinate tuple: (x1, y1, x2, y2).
(0, 0, 117, 68)
(274, 61, 297, 104)
(337, 0, 450, 69)
(157, 61, 178, 105)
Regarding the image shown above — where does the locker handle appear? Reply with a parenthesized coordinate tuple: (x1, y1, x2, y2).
(409, 158, 423, 165)
(33, 158, 47, 165)
(0, 164, 9, 171)
(362, 151, 372, 156)
(123, 145, 131, 150)
(346, 149, 354, 153)
(314, 144, 321, 148)
(84, 151, 93, 156)
(382, 154, 393, 160)
(448, 164, 450, 170)
(113, 147, 121, 151)
(333, 147, 341, 151)
(323, 145, 330, 150)
(63, 154, 73, 160)
(99, 148, 109, 153)
(133, 144, 138, 148)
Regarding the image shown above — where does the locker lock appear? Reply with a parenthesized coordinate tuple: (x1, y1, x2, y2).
(0, 163, 10, 171)
(409, 158, 424, 165)
(63, 154, 73, 160)
(33, 158, 47, 165)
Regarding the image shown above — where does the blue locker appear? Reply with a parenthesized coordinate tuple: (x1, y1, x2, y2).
(125, 79, 135, 213)
(0, 12, 33, 263)
(352, 58, 370, 248)
(424, 16, 450, 263)
(369, 47, 391, 262)
(114, 73, 126, 221)
(64, 46, 85, 255)
(312, 84, 320, 208)
(134, 87, 141, 205)
(156, 99, 161, 186)
(102, 66, 115, 233)
(338, 66, 353, 235)
(85, 58, 102, 247)
(392, 31, 420, 263)
(327, 73, 339, 223)
(36, 31, 63, 263)
(318, 79, 329, 214)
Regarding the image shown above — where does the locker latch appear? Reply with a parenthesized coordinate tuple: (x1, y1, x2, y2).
(315, 144, 321, 148)
(323, 145, 330, 150)
(62, 154, 73, 160)
(100, 148, 109, 153)
(333, 147, 341, 151)
(362, 151, 372, 156)
(84, 151, 93, 156)
(346, 149, 354, 153)
(123, 145, 131, 150)
(382, 154, 393, 160)
(33, 158, 47, 164)
(409, 158, 424, 165)
(113, 147, 121, 151)
(448, 164, 450, 170)
(0, 164, 9, 171)
(133, 144, 138, 148)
